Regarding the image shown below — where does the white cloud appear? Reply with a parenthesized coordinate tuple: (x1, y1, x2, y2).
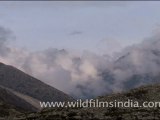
(1, 25, 160, 99)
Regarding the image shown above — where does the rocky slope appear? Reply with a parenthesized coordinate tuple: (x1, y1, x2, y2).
(20, 84, 160, 120)
(0, 62, 73, 102)
(0, 62, 74, 118)
(0, 86, 37, 118)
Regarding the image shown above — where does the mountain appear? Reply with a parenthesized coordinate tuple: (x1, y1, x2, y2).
(0, 62, 74, 117)
(0, 86, 37, 118)
(100, 47, 160, 95)
(115, 49, 160, 89)
(21, 83, 160, 120)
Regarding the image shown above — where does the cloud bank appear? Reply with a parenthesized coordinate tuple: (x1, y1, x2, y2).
(0, 25, 160, 99)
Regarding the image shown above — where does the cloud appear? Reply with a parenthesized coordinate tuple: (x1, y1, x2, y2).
(0, 31, 108, 99)
(1, 25, 160, 99)
(0, 26, 13, 56)
(109, 33, 160, 91)
(95, 38, 123, 56)
(69, 31, 83, 36)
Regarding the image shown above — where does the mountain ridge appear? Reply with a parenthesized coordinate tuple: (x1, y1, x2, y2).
(0, 62, 73, 102)
(0, 62, 74, 117)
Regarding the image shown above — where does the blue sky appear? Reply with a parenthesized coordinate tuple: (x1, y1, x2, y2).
(0, 1, 160, 55)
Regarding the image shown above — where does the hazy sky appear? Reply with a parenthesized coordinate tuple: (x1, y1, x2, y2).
(0, 1, 160, 55)
(1, 1, 160, 98)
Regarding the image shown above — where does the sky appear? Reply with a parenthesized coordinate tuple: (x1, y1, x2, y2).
(0, 1, 160, 55)
(1, 1, 160, 98)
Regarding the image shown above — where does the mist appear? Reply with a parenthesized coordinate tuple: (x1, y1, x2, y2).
(0, 25, 160, 99)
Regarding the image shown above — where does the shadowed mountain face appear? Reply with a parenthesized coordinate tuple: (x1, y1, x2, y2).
(101, 47, 160, 94)
(119, 50, 160, 87)
(0, 62, 74, 115)
(0, 86, 37, 117)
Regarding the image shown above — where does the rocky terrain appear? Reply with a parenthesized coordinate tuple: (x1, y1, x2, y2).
(0, 86, 36, 119)
(18, 84, 160, 120)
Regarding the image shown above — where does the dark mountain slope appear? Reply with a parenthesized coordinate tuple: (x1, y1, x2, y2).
(0, 62, 73, 102)
(0, 86, 37, 117)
